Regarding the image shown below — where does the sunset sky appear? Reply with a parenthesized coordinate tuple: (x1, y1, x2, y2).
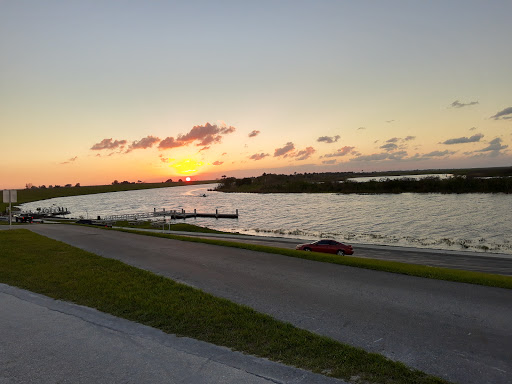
(1, 1, 511, 189)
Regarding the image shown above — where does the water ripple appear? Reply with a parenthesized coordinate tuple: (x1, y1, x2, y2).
(19, 184, 512, 254)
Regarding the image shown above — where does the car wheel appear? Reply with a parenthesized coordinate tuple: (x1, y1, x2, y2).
(304, 247, 311, 251)
(336, 250, 345, 256)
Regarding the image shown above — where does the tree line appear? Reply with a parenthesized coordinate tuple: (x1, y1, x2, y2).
(215, 172, 512, 194)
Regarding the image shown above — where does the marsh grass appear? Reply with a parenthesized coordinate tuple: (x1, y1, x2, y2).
(0, 229, 448, 384)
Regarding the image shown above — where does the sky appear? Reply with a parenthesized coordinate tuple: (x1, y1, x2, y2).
(1, 0, 511, 189)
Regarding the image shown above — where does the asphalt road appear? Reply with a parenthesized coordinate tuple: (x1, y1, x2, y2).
(22, 224, 512, 384)
(151, 229, 512, 276)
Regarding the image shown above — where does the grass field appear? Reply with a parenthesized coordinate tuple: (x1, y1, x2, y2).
(0, 229, 449, 384)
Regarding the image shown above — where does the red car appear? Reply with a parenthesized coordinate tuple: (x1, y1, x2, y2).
(296, 239, 354, 256)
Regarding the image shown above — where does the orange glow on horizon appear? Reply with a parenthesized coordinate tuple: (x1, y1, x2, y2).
(171, 158, 204, 175)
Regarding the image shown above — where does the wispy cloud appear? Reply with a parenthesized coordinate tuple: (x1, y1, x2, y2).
(351, 151, 408, 162)
(322, 159, 337, 165)
(450, 100, 479, 108)
(441, 133, 484, 145)
(322, 146, 356, 158)
(60, 156, 78, 165)
(248, 130, 260, 138)
(421, 150, 455, 158)
(317, 135, 340, 144)
(249, 153, 270, 161)
(212, 161, 224, 165)
(490, 107, 512, 120)
(126, 136, 160, 152)
(380, 143, 398, 151)
(91, 138, 127, 151)
(477, 137, 508, 153)
(274, 142, 295, 157)
(404, 136, 416, 141)
(295, 147, 316, 160)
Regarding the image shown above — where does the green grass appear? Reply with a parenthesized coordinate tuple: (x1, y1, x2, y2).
(0, 229, 449, 384)
(114, 221, 227, 234)
(115, 228, 512, 290)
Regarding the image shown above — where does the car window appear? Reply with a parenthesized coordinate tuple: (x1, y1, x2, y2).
(317, 240, 329, 245)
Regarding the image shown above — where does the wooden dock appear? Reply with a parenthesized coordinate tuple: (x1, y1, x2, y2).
(102, 208, 238, 221)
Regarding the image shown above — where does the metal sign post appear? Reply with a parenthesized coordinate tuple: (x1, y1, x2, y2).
(2, 190, 17, 229)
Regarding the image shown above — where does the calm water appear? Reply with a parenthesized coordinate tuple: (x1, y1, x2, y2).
(19, 184, 512, 254)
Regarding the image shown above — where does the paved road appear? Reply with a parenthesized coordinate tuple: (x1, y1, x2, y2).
(23, 224, 512, 384)
(0, 284, 343, 384)
(157, 229, 512, 276)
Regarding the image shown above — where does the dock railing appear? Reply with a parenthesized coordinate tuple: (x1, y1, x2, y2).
(102, 208, 238, 221)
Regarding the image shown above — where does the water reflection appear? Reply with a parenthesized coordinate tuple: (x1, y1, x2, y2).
(19, 184, 512, 254)
(345, 174, 453, 182)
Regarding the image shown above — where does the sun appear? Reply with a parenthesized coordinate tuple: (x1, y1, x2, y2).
(185, 177, 191, 182)
(171, 158, 204, 175)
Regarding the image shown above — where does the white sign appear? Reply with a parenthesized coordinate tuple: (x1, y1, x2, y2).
(2, 190, 17, 203)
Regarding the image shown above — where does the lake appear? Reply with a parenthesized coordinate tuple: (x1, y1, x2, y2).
(19, 184, 512, 255)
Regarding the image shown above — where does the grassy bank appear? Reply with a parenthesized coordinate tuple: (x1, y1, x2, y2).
(114, 221, 227, 234)
(0, 180, 216, 213)
(0, 229, 448, 384)
(116, 228, 512, 290)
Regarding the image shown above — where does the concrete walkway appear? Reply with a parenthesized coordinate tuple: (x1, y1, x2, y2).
(0, 284, 345, 384)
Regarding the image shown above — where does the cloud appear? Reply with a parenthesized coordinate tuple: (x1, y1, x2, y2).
(351, 151, 408, 162)
(127, 136, 160, 152)
(477, 137, 508, 153)
(450, 100, 479, 108)
(91, 138, 127, 151)
(441, 133, 484, 145)
(295, 147, 316, 160)
(380, 143, 398, 151)
(317, 135, 340, 144)
(249, 153, 270, 161)
(60, 156, 78, 165)
(421, 150, 455, 158)
(469, 127, 477, 131)
(159, 137, 183, 149)
(212, 161, 223, 166)
(248, 130, 260, 138)
(357, 127, 366, 130)
(404, 136, 416, 141)
(323, 146, 356, 158)
(386, 120, 395, 123)
(159, 122, 236, 150)
(386, 137, 399, 143)
(490, 107, 512, 120)
(274, 142, 295, 157)
(322, 159, 338, 165)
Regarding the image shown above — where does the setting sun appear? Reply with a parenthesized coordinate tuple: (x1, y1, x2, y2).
(185, 177, 191, 182)
(171, 158, 204, 175)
